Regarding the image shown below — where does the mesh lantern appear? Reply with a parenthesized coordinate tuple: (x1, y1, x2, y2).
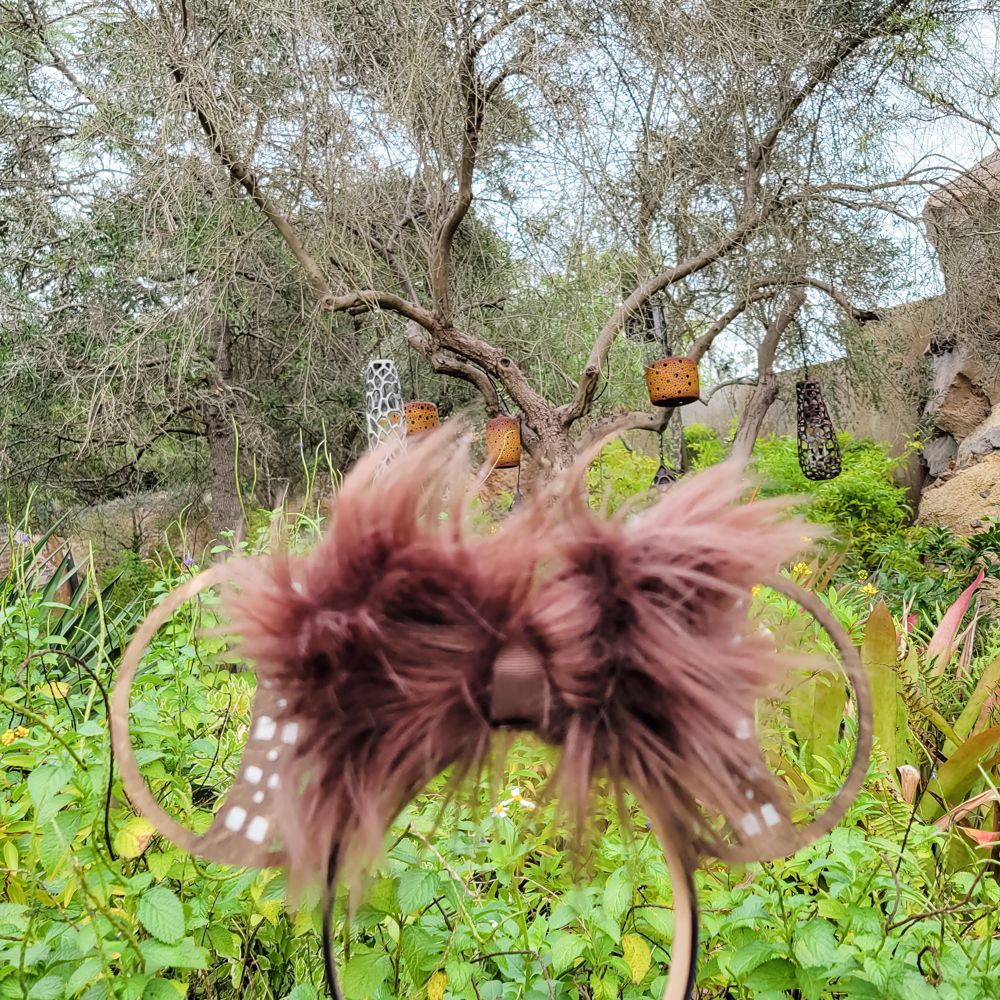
(651, 463, 678, 491)
(364, 360, 405, 451)
(404, 401, 439, 436)
(485, 415, 521, 468)
(796, 380, 841, 481)
(646, 357, 700, 407)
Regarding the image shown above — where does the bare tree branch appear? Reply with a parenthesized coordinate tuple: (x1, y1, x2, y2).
(687, 290, 778, 363)
(753, 275, 880, 323)
(170, 64, 338, 309)
(562, 205, 778, 424)
(728, 288, 807, 468)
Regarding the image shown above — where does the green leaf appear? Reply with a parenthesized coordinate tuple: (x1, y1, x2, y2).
(147, 851, 175, 882)
(786, 666, 847, 769)
(838, 976, 881, 999)
(589, 972, 618, 1000)
(602, 865, 632, 924)
(137, 888, 186, 945)
(861, 601, 906, 775)
(123, 974, 150, 1000)
(27, 762, 72, 824)
(397, 868, 438, 915)
(0, 904, 27, 929)
(548, 932, 588, 976)
(792, 919, 838, 970)
(728, 940, 782, 979)
(67, 957, 100, 994)
(796, 964, 829, 1000)
(444, 958, 476, 997)
(208, 925, 239, 959)
(951, 653, 1000, 748)
(40, 811, 80, 876)
(401, 925, 441, 979)
(365, 876, 399, 914)
(27, 976, 64, 1000)
(142, 981, 185, 1000)
(636, 906, 673, 940)
(140, 938, 209, 974)
(925, 725, 1000, 821)
(745, 959, 798, 992)
(340, 947, 392, 1000)
(285, 987, 318, 1000)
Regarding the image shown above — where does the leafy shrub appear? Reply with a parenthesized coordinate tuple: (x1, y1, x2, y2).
(867, 517, 1000, 620)
(752, 434, 914, 561)
(4, 513, 1000, 999)
(682, 423, 727, 471)
(587, 440, 662, 512)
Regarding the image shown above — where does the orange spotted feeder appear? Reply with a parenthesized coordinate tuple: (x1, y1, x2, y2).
(645, 357, 700, 407)
(485, 415, 520, 468)
(404, 401, 439, 436)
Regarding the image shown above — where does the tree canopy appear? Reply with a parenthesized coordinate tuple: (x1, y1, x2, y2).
(2, 0, 998, 533)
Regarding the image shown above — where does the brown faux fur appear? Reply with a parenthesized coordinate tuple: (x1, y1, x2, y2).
(227, 430, 806, 883)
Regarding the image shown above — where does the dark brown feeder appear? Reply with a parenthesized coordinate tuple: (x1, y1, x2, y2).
(651, 463, 678, 490)
(645, 357, 700, 407)
(796, 380, 841, 481)
(485, 415, 521, 468)
(404, 401, 439, 436)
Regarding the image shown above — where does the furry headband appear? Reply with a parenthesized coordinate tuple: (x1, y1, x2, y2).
(111, 433, 872, 1000)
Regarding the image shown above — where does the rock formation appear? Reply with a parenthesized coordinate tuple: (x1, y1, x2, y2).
(916, 153, 1000, 535)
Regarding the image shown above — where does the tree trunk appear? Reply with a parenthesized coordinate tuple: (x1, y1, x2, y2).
(206, 318, 245, 542)
(729, 372, 780, 468)
(727, 288, 806, 470)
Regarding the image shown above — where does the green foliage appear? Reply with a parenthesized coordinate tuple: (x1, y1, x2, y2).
(752, 434, 914, 560)
(682, 423, 727, 472)
(105, 550, 160, 613)
(3, 516, 1000, 999)
(869, 518, 1000, 621)
(586, 441, 662, 513)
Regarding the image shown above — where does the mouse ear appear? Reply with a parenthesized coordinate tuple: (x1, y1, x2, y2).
(696, 574, 873, 865)
(111, 564, 289, 869)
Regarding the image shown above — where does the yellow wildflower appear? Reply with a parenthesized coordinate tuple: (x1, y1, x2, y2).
(800, 536, 812, 544)
(792, 562, 812, 576)
(858, 570, 868, 580)
(751, 586, 761, 597)
(14, 727, 28, 738)
(860, 583, 878, 596)
(1, 731, 14, 747)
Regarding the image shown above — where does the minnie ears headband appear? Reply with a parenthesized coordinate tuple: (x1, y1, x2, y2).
(111, 436, 872, 1000)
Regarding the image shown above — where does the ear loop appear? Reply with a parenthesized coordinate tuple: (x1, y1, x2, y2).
(711, 574, 873, 864)
(111, 562, 289, 869)
(642, 575, 871, 1000)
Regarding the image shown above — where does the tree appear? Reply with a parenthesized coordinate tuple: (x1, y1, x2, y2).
(1, 0, 994, 521)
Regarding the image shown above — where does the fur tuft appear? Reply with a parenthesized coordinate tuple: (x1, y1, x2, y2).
(228, 431, 537, 883)
(527, 464, 807, 855)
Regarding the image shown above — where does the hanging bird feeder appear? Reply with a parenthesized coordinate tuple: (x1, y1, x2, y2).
(651, 463, 678, 490)
(485, 415, 521, 468)
(796, 379, 841, 481)
(364, 360, 405, 451)
(404, 401, 439, 436)
(650, 431, 678, 491)
(645, 357, 700, 407)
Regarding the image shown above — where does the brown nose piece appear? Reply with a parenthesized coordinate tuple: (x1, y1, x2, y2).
(489, 641, 548, 727)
